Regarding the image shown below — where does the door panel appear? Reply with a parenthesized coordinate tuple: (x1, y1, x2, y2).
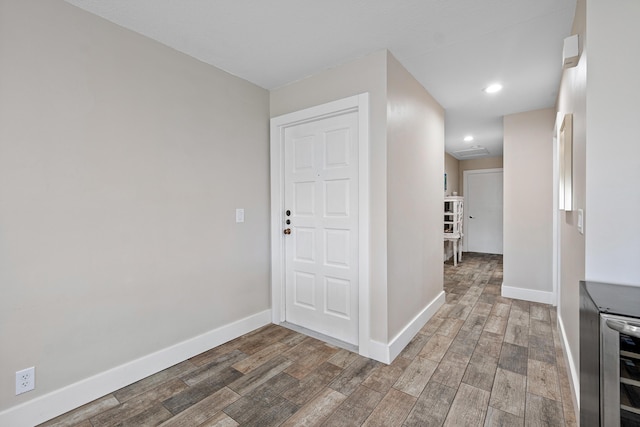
(466, 170, 503, 254)
(284, 111, 359, 345)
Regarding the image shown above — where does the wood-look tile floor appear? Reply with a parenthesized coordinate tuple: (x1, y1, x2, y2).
(39, 253, 576, 427)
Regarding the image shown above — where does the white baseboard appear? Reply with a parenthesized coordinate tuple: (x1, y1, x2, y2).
(501, 284, 555, 305)
(0, 310, 271, 427)
(557, 312, 580, 419)
(367, 291, 446, 364)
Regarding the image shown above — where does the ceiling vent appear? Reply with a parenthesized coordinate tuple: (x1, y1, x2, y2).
(454, 146, 490, 158)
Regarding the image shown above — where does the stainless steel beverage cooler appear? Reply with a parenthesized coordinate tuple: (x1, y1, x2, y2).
(580, 281, 640, 426)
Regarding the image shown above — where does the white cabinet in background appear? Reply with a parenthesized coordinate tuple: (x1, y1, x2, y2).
(444, 196, 464, 266)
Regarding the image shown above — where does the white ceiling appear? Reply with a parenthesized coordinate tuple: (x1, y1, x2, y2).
(65, 0, 576, 159)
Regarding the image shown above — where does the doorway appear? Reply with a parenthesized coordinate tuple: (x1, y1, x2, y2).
(270, 94, 370, 353)
(463, 168, 504, 254)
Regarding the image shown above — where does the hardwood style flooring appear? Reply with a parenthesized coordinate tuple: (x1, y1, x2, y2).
(39, 253, 577, 427)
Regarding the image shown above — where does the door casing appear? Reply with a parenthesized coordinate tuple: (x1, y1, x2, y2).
(270, 93, 370, 357)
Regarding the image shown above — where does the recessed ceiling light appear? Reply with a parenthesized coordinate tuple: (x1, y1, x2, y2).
(484, 83, 503, 94)
(464, 135, 474, 142)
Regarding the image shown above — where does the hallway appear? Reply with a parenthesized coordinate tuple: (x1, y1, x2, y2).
(40, 253, 576, 426)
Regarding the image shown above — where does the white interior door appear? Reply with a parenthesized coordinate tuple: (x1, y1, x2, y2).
(464, 169, 503, 254)
(283, 111, 359, 345)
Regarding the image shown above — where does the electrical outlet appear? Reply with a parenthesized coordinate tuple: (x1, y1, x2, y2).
(235, 208, 244, 223)
(15, 367, 35, 395)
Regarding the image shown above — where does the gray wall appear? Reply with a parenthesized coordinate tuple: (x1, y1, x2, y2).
(556, 0, 640, 410)
(584, 0, 640, 284)
(386, 53, 444, 340)
(444, 153, 459, 196)
(0, 0, 270, 411)
(555, 0, 640, 412)
(556, 0, 586, 400)
(503, 108, 555, 296)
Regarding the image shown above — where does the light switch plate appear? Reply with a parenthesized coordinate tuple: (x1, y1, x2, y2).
(577, 208, 584, 235)
(235, 208, 244, 223)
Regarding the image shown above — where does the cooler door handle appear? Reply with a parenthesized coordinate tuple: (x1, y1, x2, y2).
(606, 319, 640, 339)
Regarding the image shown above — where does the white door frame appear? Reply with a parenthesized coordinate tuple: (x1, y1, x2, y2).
(463, 168, 504, 253)
(270, 93, 370, 357)
(552, 112, 563, 307)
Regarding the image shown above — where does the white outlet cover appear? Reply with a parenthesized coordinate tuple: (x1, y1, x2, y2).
(16, 367, 35, 395)
(577, 209, 584, 235)
(235, 208, 245, 223)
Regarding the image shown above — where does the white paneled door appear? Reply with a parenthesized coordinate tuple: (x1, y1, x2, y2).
(464, 169, 504, 254)
(283, 111, 359, 345)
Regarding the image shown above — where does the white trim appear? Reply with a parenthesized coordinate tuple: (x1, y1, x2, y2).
(0, 310, 271, 427)
(388, 291, 446, 362)
(462, 168, 504, 253)
(366, 291, 445, 364)
(269, 94, 371, 357)
(357, 94, 371, 357)
(552, 112, 564, 307)
(558, 312, 580, 418)
(501, 283, 555, 305)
